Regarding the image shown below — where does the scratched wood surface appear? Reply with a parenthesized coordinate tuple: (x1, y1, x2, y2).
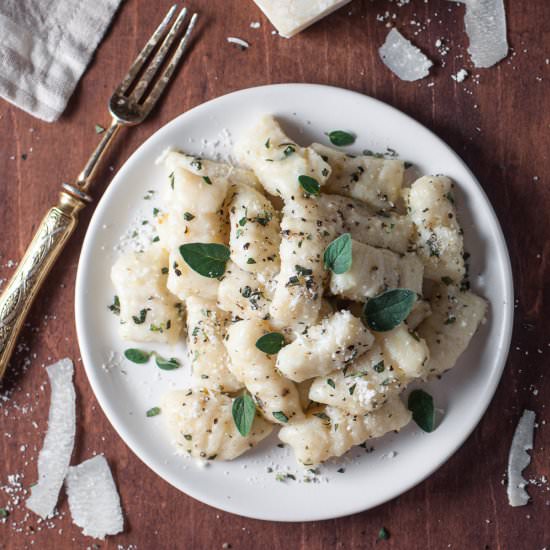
(1, 0, 549, 548)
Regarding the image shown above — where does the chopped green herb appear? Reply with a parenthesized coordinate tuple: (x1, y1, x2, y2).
(153, 208, 159, 216)
(298, 175, 320, 196)
(378, 527, 390, 541)
(265, 138, 270, 148)
(295, 264, 313, 276)
(191, 159, 202, 171)
(441, 276, 453, 285)
(161, 267, 169, 274)
(169, 172, 175, 190)
(152, 236, 160, 243)
(232, 393, 256, 436)
(326, 130, 356, 146)
(95, 124, 105, 134)
(124, 348, 151, 364)
(146, 407, 161, 417)
(183, 212, 195, 221)
(273, 411, 289, 423)
(0, 508, 9, 518)
(373, 360, 385, 373)
(283, 144, 296, 157)
(327, 378, 336, 389)
(323, 233, 352, 274)
(337, 467, 345, 473)
(408, 389, 435, 432)
(246, 257, 256, 264)
(132, 308, 150, 324)
(108, 295, 120, 315)
(314, 412, 330, 422)
(203, 176, 212, 185)
(362, 289, 416, 332)
(255, 332, 286, 354)
(444, 316, 456, 325)
(179, 243, 230, 278)
(239, 217, 247, 226)
(349, 383, 356, 395)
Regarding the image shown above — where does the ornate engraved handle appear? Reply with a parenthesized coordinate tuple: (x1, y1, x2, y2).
(0, 191, 86, 379)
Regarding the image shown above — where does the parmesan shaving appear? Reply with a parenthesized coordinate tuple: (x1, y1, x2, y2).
(453, 0, 508, 68)
(379, 28, 433, 81)
(26, 358, 76, 519)
(65, 455, 124, 539)
(507, 409, 536, 507)
(227, 37, 250, 49)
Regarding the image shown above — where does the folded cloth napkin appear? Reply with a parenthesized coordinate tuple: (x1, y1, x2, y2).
(0, 0, 121, 122)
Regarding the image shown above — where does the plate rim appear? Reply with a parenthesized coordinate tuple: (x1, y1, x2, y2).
(74, 82, 514, 522)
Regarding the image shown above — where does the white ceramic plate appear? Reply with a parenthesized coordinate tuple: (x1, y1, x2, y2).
(75, 84, 513, 522)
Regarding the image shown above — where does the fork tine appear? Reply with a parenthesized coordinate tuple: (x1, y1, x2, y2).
(115, 4, 177, 96)
(130, 7, 190, 104)
(141, 13, 199, 116)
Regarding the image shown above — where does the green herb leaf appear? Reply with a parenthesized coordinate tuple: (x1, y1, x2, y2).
(179, 243, 230, 278)
(169, 172, 175, 190)
(314, 412, 330, 421)
(408, 389, 435, 432)
(255, 332, 286, 354)
(327, 378, 336, 389)
(203, 176, 212, 185)
(378, 527, 390, 541)
(282, 144, 296, 157)
(95, 124, 105, 134)
(441, 276, 453, 285)
(146, 407, 161, 417)
(363, 288, 416, 332)
(124, 348, 151, 364)
(183, 212, 195, 221)
(326, 130, 356, 146)
(295, 264, 313, 276)
(108, 295, 120, 315)
(232, 393, 256, 436)
(132, 308, 150, 324)
(155, 355, 181, 370)
(323, 233, 352, 274)
(265, 138, 270, 149)
(373, 360, 385, 373)
(161, 267, 169, 274)
(273, 411, 288, 423)
(298, 175, 320, 196)
(0, 508, 9, 518)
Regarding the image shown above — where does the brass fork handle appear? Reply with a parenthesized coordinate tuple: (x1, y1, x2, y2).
(0, 191, 85, 379)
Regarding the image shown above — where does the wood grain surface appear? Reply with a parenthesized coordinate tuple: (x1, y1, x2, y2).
(1, 1, 549, 548)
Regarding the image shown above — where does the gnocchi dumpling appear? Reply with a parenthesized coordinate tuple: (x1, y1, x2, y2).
(227, 183, 281, 279)
(309, 324, 429, 414)
(408, 176, 465, 283)
(186, 297, 243, 392)
(318, 194, 414, 254)
(162, 389, 273, 461)
(111, 245, 183, 344)
(311, 143, 404, 210)
(235, 115, 331, 200)
(278, 396, 411, 465)
(329, 239, 423, 301)
(417, 284, 487, 376)
(225, 319, 304, 424)
(276, 310, 374, 382)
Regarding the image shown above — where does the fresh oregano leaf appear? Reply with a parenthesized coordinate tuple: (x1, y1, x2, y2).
(179, 242, 230, 278)
(255, 332, 286, 354)
(108, 295, 120, 315)
(124, 348, 151, 364)
(363, 288, 416, 332)
(232, 393, 256, 436)
(132, 308, 150, 324)
(326, 130, 356, 146)
(377, 526, 390, 541)
(323, 233, 352, 274)
(273, 411, 288, 423)
(407, 389, 435, 432)
(298, 175, 320, 196)
(154, 355, 181, 371)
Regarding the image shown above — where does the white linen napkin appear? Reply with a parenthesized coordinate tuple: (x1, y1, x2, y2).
(0, 0, 122, 122)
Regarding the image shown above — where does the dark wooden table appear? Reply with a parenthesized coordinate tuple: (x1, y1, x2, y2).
(1, 1, 549, 548)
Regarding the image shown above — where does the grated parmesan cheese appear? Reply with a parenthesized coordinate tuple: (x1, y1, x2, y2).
(26, 358, 76, 519)
(227, 37, 250, 49)
(379, 28, 433, 81)
(507, 409, 536, 507)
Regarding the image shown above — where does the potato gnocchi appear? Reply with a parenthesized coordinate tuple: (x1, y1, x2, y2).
(110, 116, 488, 467)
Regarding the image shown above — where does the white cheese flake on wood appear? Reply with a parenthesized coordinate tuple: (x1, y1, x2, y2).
(65, 455, 124, 539)
(379, 28, 433, 81)
(227, 37, 250, 49)
(26, 358, 75, 519)
(452, 0, 508, 68)
(507, 409, 536, 507)
(253, 0, 352, 38)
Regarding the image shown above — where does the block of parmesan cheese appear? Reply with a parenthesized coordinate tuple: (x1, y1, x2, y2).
(253, 0, 352, 38)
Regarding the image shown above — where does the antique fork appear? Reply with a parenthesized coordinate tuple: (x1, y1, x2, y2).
(0, 5, 198, 380)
